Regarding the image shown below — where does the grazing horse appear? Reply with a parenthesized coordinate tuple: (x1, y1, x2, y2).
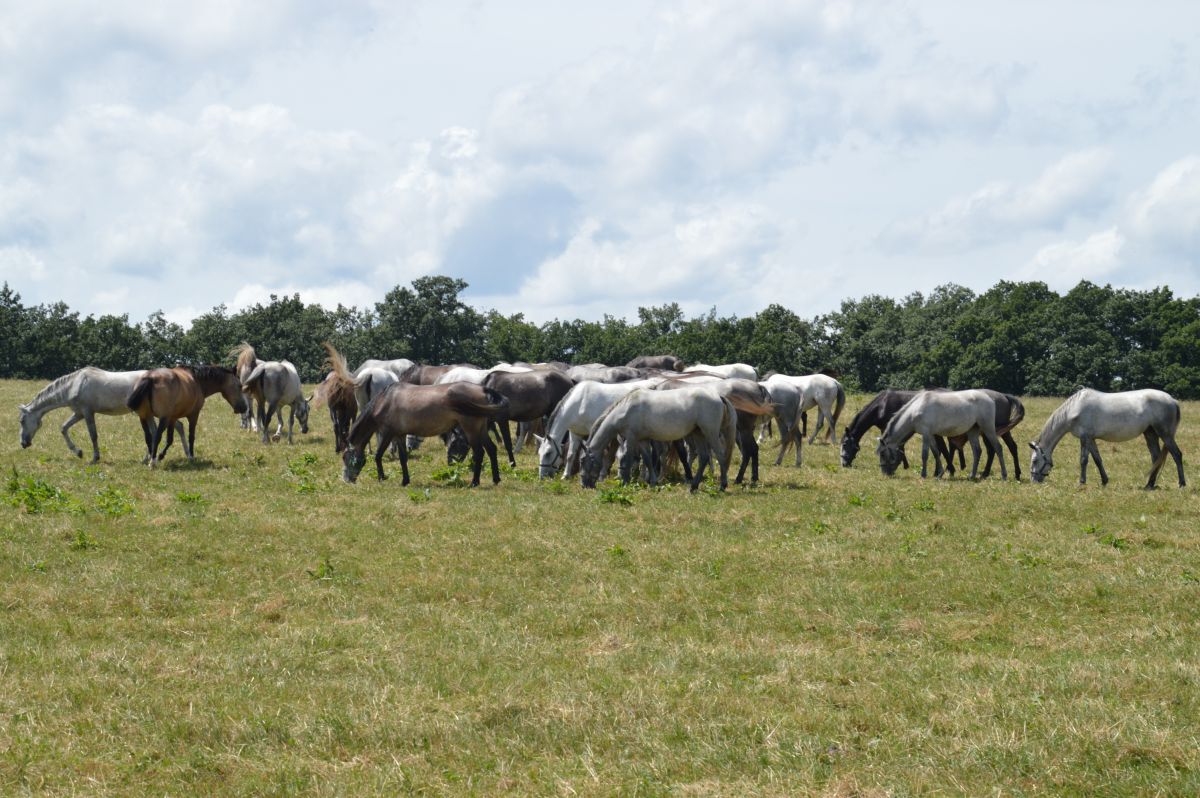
(126, 365, 247, 466)
(840, 389, 953, 471)
(656, 376, 776, 483)
(241, 359, 311, 444)
(626, 355, 684, 371)
(341, 383, 509, 487)
(579, 386, 737, 492)
(401, 364, 465, 385)
(19, 367, 182, 462)
(1030, 388, 1184, 489)
(317, 343, 360, 453)
(483, 369, 575, 467)
(762, 373, 845, 445)
(877, 390, 1007, 480)
(536, 378, 668, 479)
(230, 342, 263, 430)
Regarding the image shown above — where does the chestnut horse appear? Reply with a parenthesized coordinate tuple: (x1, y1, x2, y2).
(342, 382, 509, 487)
(125, 365, 247, 466)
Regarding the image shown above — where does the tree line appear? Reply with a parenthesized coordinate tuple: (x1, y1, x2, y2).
(2, 277, 1198, 398)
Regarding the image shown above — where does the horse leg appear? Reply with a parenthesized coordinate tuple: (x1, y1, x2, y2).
(286, 406, 295, 444)
(808, 408, 824, 444)
(1003, 432, 1021, 481)
(1084, 438, 1107, 486)
(181, 417, 194, 459)
(499, 420, 516, 468)
(1165, 436, 1186, 488)
(375, 433, 392, 481)
(60, 411, 85, 458)
(151, 417, 170, 465)
(138, 418, 154, 464)
(935, 437, 955, 476)
(468, 434, 485, 487)
(266, 400, 282, 443)
(398, 440, 411, 486)
(484, 431, 501, 485)
(83, 411, 101, 463)
(920, 436, 930, 478)
(967, 431, 982, 480)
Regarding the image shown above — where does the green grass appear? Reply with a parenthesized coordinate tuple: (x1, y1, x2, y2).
(1, 380, 1198, 796)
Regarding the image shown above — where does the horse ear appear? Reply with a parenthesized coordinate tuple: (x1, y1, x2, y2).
(533, 434, 544, 444)
(1028, 441, 1038, 451)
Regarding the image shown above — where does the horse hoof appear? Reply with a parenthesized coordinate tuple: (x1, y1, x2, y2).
(75, 450, 83, 459)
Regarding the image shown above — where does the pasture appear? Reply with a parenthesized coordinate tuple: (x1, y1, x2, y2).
(1, 379, 1198, 796)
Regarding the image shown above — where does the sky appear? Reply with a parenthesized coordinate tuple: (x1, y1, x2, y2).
(1, 0, 1198, 326)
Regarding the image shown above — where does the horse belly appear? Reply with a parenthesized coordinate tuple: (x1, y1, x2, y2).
(1090, 420, 1148, 443)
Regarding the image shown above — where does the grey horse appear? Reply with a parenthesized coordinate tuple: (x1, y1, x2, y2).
(241, 360, 311, 444)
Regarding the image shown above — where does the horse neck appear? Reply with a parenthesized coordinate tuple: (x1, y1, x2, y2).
(346, 408, 378, 452)
(1037, 398, 1076, 454)
(587, 404, 625, 452)
(843, 403, 876, 444)
(882, 403, 917, 444)
(25, 371, 79, 417)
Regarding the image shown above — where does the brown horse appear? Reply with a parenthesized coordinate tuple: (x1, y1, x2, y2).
(342, 382, 509, 486)
(126, 365, 247, 465)
(482, 369, 575, 467)
(315, 343, 359, 453)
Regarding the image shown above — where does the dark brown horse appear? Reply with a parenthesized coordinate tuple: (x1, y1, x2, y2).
(482, 369, 575, 467)
(126, 365, 247, 465)
(626, 355, 684, 371)
(315, 343, 359, 453)
(342, 382, 509, 486)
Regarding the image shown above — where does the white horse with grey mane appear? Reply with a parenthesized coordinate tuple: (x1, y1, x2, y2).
(877, 389, 1007, 480)
(241, 359, 311, 444)
(18, 367, 181, 462)
(1029, 388, 1184, 489)
(535, 378, 665, 478)
(684, 363, 758, 381)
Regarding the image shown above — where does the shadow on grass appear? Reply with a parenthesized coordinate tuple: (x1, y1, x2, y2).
(162, 458, 216, 472)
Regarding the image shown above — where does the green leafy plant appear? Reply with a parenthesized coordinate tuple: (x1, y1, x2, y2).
(6, 468, 82, 515)
(69, 530, 98, 551)
(95, 486, 134, 517)
(408, 488, 432, 503)
(430, 463, 469, 487)
(597, 485, 635, 506)
(306, 556, 336, 581)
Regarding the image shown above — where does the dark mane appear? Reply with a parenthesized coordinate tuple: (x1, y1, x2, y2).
(179, 364, 235, 381)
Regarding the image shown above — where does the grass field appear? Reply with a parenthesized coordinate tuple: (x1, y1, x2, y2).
(1, 379, 1198, 796)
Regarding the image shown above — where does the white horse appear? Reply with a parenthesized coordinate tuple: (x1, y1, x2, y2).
(579, 386, 737, 492)
(684, 363, 758, 381)
(535, 378, 665, 478)
(877, 389, 1007, 480)
(434, 364, 531, 385)
(354, 358, 417, 380)
(761, 373, 845, 445)
(19, 367, 182, 462)
(241, 359, 311, 444)
(1030, 388, 1184, 489)
(755, 378, 806, 466)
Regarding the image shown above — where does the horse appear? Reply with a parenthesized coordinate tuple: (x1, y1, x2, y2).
(1029, 388, 1184, 489)
(684, 363, 758, 381)
(877, 389, 1007, 480)
(341, 382, 509, 487)
(353, 357, 416, 380)
(840, 389, 951, 471)
(656, 376, 776, 483)
(754, 377, 806, 467)
(761, 373, 845, 445)
(126, 365, 247, 466)
(626, 355, 684, 371)
(401, 364, 467, 385)
(241, 359, 311, 444)
(535, 378, 666, 479)
(579, 386, 737, 492)
(18, 367, 183, 462)
(434, 364, 531, 385)
(230, 342, 263, 431)
(316, 343, 360, 453)
(482, 369, 576, 467)
(566, 365, 644, 383)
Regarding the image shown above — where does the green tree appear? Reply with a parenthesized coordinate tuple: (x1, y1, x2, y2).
(374, 277, 485, 365)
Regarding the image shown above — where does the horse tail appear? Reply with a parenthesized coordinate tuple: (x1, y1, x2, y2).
(448, 386, 510, 418)
(242, 362, 267, 393)
(126, 374, 154, 414)
(832, 382, 846, 423)
(726, 394, 776, 416)
(322, 342, 354, 384)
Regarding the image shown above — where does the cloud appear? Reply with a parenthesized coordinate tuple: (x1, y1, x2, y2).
(1128, 155, 1200, 257)
(879, 148, 1114, 253)
(1022, 228, 1125, 288)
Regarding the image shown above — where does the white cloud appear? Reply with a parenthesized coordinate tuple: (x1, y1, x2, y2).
(879, 148, 1114, 252)
(1023, 228, 1125, 288)
(1128, 155, 1200, 256)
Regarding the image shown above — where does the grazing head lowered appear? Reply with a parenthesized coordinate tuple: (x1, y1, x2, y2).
(876, 436, 904, 476)
(342, 447, 368, 483)
(18, 404, 40, 448)
(1028, 440, 1052, 483)
(578, 443, 603, 489)
(535, 433, 565, 479)
(840, 428, 858, 467)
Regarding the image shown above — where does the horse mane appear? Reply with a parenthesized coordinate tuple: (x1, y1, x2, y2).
(230, 342, 258, 373)
(181, 364, 235, 382)
(1037, 391, 1081, 443)
(24, 369, 84, 410)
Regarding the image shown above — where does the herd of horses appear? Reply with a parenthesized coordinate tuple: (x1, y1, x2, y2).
(15, 346, 1187, 491)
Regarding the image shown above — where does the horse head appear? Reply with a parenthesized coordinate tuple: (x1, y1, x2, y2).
(1028, 440, 1052, 483)
(296, 395, 311, 434)
(536, 433, 563, 479)
(342, 447, 367, 483)
(17, 404, 40, 448)
(875, 436, 903, 476)
(578, 444, 602, 489)
(840, 429, 859, 467)
(446, 428, 469, 463)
